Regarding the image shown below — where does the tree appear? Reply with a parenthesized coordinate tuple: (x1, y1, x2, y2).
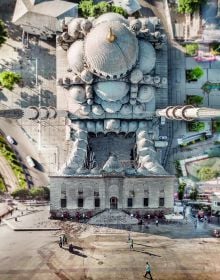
(187, 95, 203, 106)
(30, 186, 50, 200)
(178, 182, 186, 200)
(186, 66, 204, 82)
(0, 71, 22, 90)
(178, 0, 205, 14)
(0, 19, 7, 47)
(11, 188, 30, 199)
(197, 167, 218, 181)
(188, 121, 205, 132)
(189, 188, 198, 200)
(185, 43, 198, 56)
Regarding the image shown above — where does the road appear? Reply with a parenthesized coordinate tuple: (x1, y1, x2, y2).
(0, 118, 49, 188)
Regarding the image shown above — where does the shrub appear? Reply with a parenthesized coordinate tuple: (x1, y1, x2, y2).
(11, 188, 30, 199)
(185, 43, 198, 56)
(0, 71, 22, 90)
(188, 121, 205, 132)
(178, 0, 205, 14)
(186, 66, 204, 82)
(190, 187, 198, 200)
(178, 182, 186, 200)
(186, 95, 203, 106)
(0, 19, 7, 47)
(79, 0, 127, 18)
(30, 186, 49, 200)
(197, 167, 218, 181)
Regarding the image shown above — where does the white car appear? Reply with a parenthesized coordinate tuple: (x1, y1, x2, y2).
(158, 136, 168, 141)
(6, 135, 15, 144)
(26, 156, 35, 168)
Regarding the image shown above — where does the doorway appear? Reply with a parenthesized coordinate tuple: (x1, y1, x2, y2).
(110, 197, 118, 209)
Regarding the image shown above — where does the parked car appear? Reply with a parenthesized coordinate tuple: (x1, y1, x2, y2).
(6, 135, 15, 144)
(158, 136, 168, 140)
(26, 156, 35, 168)
(213, 229, 220, 238)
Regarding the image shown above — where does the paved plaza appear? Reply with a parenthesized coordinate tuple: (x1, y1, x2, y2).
(0, 206, 220, 280)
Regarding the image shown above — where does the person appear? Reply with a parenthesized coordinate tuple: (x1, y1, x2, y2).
(155, 219, 159, 227)
(0, 218, 1, 224)
(127, 232, 131, 242)
(144, 262, 153, 279)
(130, 238, 133, 250)
(69, 243, 73, 253)
(63, 234, 67, 244)
(59, 236, 63, 248)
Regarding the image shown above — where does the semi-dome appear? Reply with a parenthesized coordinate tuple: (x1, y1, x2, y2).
(137, 85, 155, 103)
(84, 21, 138, 78)
(101, 100, 122, 113)
(102, 154, 123, 173)
(92, 104, 104, 116)
(67, 40, 84, 74)
(94, 12, 128, 26)
(130, 68, 143, 84)
(94, 81, 129, 102)
(138, 40, 156, 74)
(133, 104, 145, 114)
(120, 104, 132, 115)
(69, 86, 86, 104)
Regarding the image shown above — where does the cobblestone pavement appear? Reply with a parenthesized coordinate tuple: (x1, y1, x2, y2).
(0, 206, 220, 279)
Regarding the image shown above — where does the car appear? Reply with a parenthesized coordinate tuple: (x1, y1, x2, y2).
(158, 136, 168, 141)
(26, 156, 35, 168)
(6, 135, 15, 144)
(160, 117, 166, 125)
(213, 229, 220, 238)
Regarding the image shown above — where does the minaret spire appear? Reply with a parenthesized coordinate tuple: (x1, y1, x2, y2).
(107, 27, 117, 43)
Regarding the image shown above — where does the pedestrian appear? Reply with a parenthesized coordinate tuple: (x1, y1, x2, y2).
(194, 219, 197, 228)
(69, 243, 73, 253)
(15, 217, 17, 222)
(129, 238, 134, 250)
(63, 234, 68, 244)
(59, 236, 63, 248)
(144, 262, 153, 279)
(155, 219, 159, 227)
(127, 232, 131, 242)
(0, 218, 1, 224)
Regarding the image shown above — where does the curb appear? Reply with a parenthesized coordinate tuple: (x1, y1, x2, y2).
(2, 218, 61, 231)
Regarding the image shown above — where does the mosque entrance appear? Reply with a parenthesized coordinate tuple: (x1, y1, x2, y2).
(110, 197, 118, 209)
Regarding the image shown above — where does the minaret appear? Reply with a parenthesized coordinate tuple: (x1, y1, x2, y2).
(107, 27, 117, 43)
(156, 105, 220, 121)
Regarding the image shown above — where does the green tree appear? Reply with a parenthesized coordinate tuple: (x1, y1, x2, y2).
(0, 19, 7, 47)
(191, 66, 204, 80)
(30, 186, 50, 200)
(185, 43, 198, 56)
(187, 95, 203, 106)
(111, 5, 128, 17)
(11, 188, 30, 199)
(178, 0, 205, 14)
(189, 187, 198, 200)
(178, 182, 186, 200)
(197, 167, 218, 181)
(0, 71, 21, 90)
(188, 121, 205, 132)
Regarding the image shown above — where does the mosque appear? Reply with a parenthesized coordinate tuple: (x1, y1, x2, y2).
(49, 12, 176, 217)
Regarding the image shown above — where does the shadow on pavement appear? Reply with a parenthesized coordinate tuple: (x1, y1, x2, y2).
(132, 249, 161, 258)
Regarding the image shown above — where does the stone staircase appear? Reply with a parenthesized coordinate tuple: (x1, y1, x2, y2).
(88, 209, 138, 225)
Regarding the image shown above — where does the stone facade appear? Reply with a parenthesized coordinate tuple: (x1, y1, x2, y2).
(50, 175, 175, 216)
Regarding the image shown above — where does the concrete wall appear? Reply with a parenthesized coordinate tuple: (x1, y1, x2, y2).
(50, 175, 175, 215)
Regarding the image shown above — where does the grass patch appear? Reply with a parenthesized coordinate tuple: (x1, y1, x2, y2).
(0, 177, 6, 193)
(0, 135, 27, 189)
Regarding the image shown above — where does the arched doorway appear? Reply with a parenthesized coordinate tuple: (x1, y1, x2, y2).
(110, 197, 118, 209)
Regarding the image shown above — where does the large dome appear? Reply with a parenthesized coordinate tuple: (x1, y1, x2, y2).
(94, 12, 128, 26)
(67, 40, 84, 74)
(94, 81, 129, 102)
(84, 20, 139, 78)
(138, 40, 156, 74)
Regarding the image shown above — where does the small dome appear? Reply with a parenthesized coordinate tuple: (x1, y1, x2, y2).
(72, 75, 82, 83)
(94, 95, 102, 104)
(92, 104, 104, 116)
(94, 12, 128, 26)
(80, 69, 93, 84)
(69, 86, 86, 103)
(84, 20, 138, 78)
(104, 119, 120, 132)
(138, 121, 148, 129)
(130, 68, 143, 84)
(80, 19, 92, 33)
(102, 154, 123, 173)
(94, 81, 129, 102)
(136, 130, 148, 140)
(133, 104, 145, 114)
(137, 138, 151, 150)
(67, 40, 84, 74)
(128, 121, 138, 132)
(137, 85, 155, 103)
(79, 104, 90, 116)
(130, 19, 142, 32)
(87, 98, 93, 105)
(101, 100, 122, 113)
(121, 121, 129, 133)
(121, 94, 130, 104)
(120, 104, 132, 115)
(138, 40, 156, 74)
(87, 121, 96, 133)
(68, 18, 83, 38)
(96, 121, 104, 133)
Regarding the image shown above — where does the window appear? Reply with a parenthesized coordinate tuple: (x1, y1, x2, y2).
(78, 189, 83, 196)
(61, 198, 66, 208)
(95, 198, 100, 208)
(217, 202, 220, 206)
(144, 190, 149, 196)
(94, 191, 99, 197)
(78, 198, 84, 208)
(129, 190, 135, 197)
(144, 198, 149, 207)
(127, 198, 133, 208)
(159, 197, 165, 207)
